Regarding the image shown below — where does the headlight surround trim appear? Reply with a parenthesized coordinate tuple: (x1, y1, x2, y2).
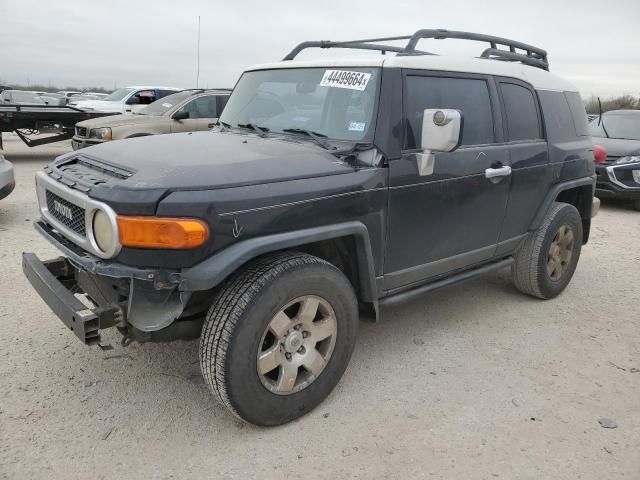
(88, 127, 112, 140)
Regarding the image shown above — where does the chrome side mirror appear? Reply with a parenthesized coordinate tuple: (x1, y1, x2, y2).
(417, 109, 463, 176)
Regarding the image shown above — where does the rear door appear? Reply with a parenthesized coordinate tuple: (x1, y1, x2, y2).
(384, 72, 511, 292)
(494, 78, 548, 254)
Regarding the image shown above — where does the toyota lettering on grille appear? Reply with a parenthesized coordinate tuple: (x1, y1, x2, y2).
(53, 200, 74, 221)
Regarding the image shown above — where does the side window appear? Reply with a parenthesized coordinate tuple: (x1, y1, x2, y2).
(564, 92, 590, 137)
(179, 96, 218, 119)
(217, 95, 229, 114)
(499, 83, 542, 141)
(134, 89, 156, 105)
(538, 91, 577, 142)
(404, 75, 494, 149)
(159, 89, 179, 99)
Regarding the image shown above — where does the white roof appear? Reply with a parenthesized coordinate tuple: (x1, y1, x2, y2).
(247, 55, 577, 92)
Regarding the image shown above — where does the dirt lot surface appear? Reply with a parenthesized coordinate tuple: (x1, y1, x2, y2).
(1, 134, 638, 479)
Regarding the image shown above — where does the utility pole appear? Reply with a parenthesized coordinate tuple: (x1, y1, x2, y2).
(196, 16, 201, 88)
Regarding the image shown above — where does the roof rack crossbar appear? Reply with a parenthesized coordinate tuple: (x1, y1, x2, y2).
(283, 29, 549, 70)
(404, 29, 549, 70)
(282, 38, 434, 61)
(479, 48, 548, 69)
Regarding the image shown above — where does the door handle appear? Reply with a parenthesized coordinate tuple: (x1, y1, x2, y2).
(485, 165, 511, 179)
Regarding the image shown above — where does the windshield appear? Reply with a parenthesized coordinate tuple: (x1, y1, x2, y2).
(590, 113, 640, 141)
(219, 67, 380, 142)
(139, 91, 194, 116)
(102, 88, 134, 102)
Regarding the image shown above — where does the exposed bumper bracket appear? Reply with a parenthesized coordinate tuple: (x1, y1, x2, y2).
(22, 253, 101, 344)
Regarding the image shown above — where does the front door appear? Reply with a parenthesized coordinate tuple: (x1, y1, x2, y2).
(384, 72, 511, 292)
(171, 95, 219, 133)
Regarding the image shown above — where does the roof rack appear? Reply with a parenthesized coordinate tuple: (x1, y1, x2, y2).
(283, 29, 549, 71)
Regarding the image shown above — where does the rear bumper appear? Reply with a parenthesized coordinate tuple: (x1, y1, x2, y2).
(591, 197, 600, 217)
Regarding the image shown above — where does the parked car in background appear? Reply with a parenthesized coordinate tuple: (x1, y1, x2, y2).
(69, 86, 183, 113)
(0, 151, 15, 200)
(56, 91, 82, 99)
(71, 89, 231, 149)
(1, 90, 47, 105)
(37, 93, 66, 106)
(68, 92, 108, 103)
(590, 110, 640, 211)
(84, 92, 108, 99)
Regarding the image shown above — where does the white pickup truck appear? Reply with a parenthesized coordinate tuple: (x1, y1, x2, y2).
(69, 86, 183, 113)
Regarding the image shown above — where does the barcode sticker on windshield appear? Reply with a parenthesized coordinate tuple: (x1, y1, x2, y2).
(320, 70, 372, 91)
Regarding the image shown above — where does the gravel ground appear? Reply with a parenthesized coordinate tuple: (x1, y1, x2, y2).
(1, 134, 638, 479)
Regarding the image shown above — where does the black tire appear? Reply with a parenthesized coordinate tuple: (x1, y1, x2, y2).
(511, 202, 583, 299)
(633, 200, 640, 212)
(199, 251, 359, 426)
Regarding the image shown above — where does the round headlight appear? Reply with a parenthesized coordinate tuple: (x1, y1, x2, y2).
(93, 210, 115, 253)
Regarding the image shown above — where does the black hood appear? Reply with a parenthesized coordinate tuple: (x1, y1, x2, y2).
(55, 130, 353, 191)
(593, 137, 640, 158)
(49, 130, 356, 214)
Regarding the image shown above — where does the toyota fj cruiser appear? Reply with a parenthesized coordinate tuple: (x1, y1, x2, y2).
(23, 30, 598, 426)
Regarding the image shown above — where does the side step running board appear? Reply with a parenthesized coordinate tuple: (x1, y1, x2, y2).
(379, 257, 513, 308)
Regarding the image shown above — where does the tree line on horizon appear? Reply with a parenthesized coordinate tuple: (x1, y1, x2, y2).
(0, 81, 111, 94)
(584, 95, 639, 115)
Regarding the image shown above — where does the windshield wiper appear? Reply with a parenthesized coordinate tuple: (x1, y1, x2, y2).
(237, 123, 269, 137)
(332, 142, 374, 158)
(282, 128, 332, 150)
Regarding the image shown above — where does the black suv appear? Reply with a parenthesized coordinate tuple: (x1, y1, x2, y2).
(23, 30, 598, 426)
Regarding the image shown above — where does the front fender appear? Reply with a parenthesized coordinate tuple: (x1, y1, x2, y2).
(179, 221, 377, 303)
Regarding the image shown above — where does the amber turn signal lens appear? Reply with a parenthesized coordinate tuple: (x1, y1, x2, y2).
(117, 216, 209, 249)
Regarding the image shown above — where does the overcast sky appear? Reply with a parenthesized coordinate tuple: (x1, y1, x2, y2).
(1, 0, 639, 98)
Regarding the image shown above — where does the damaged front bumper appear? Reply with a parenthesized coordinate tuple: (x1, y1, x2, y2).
(23, 220, 190, 344)
(22, 254, 123, 344)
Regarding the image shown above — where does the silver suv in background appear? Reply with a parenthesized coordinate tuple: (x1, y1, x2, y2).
(0, 151, 15, 200)
(72, 89, 231, 149)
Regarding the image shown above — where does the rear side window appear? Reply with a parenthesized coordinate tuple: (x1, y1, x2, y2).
(538, 91, 576, 142)
(499, 83, 542, 141)
(564, 92, 590, 136)
(404, 75, 494, 148)
(217, 95, 229, 114)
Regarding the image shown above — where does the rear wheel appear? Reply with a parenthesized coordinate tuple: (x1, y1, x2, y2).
(199, 252, 358, 426)
(511, 202, 583, 299)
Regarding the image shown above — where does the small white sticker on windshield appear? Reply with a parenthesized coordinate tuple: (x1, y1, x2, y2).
(320, 70, 372, 91)
(348, 121, 366, 132)
(162, 103, 172, 108)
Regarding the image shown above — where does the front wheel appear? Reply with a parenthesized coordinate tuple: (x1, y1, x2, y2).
(511, 202, 583, 299)
(199, 252, 358, 426)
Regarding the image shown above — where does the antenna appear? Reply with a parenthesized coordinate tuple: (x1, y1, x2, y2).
(196, 16, 201, 88)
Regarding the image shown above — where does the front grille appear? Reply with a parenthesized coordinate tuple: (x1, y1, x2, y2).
(45, 190, 86, 236)
(75, 126, 88, 137)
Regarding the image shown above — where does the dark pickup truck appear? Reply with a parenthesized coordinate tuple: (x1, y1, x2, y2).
(23, 30, 598, 426)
